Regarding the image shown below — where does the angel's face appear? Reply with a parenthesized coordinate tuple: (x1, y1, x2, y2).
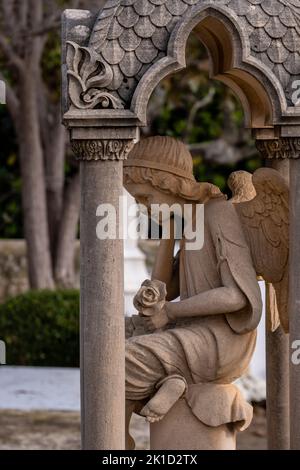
(125, 182, 185, 222)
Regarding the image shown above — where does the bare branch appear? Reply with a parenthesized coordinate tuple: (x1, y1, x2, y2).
(43, 0, 59, 19)
(188, 139, 257, 165)
(16, 0, 29, 30)
(183, 88, 216, 142)
(0, 33, 25, 73)
(1, 1, 15, 34)
(29, 0, 43, 27)
(55, 172, 80, 288)
(24, 18, 61, 37)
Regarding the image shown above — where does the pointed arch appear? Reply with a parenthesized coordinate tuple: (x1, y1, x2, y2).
(131, 5, 286, 129)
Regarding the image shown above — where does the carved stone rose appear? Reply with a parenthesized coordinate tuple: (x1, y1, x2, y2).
(133, 279, 167, 317)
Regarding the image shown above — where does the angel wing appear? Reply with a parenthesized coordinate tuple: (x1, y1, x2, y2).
(229, 169, 289, 333)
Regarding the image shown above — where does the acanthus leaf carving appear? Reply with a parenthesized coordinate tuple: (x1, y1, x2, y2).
(256, 138, 300, 159)
(71, 139, 135, 161)
(66, 41, 124, 110)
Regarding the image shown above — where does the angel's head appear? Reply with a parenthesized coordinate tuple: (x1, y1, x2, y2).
(124, 136, 223, 212)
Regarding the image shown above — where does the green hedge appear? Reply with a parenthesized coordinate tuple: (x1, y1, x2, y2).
(0, 290, 79, 367)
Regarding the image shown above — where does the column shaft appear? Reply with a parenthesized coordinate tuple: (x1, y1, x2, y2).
(265, 158, 290, 450)
(266, 325, 290, 449)
(80, 159, 125, 450)
(289, 158, 300, 449)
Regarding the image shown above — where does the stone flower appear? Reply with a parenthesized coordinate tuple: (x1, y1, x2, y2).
(133, 279, 167, 317)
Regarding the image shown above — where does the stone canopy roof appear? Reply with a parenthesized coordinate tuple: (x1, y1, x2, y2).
(87, 0, 300, 107)
(63, 0, 300, 130)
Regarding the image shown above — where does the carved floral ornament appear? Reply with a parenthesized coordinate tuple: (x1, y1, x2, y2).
(71, 139, 135, 161)
(66, 41, 124, 110)
(65, 0, 300, 112)
(256, 138, 300, 159)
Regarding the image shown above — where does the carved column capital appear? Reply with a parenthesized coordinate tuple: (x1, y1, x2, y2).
(256, 138, 300, 160)
(71, 139, 135, 161)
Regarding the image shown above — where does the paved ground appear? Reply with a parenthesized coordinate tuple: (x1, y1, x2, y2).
(0, 367, 80, 411)
(0, 407, 266, 450)
(0, 366, 266, 450)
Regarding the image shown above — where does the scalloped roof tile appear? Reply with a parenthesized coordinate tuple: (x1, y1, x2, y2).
(87, 0, 300, 106)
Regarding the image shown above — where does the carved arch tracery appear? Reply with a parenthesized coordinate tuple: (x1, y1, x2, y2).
(63, 0, 300, 135)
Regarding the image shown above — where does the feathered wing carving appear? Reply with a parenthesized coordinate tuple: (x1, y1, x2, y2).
(230, 168, 289, 333)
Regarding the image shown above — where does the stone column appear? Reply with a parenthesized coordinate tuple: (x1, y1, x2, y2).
(258, 137, 300, 450)
(289, 155, 300, 450)
(265, 154, 290, 450)
(265, 320, 290, 449)
(71, 137, 135, 450)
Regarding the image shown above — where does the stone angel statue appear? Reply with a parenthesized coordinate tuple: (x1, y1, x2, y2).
(123, 136, 289, 450)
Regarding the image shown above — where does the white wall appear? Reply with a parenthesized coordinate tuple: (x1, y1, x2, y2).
(250, 281, 266, 380)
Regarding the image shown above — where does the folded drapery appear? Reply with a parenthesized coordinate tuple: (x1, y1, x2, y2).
(185, 383, 253, 432)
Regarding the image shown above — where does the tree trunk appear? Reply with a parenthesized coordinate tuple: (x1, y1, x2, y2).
(54, 172, 80, 287)
(45, 121, 66, 264)
(19, 73, 54, 289)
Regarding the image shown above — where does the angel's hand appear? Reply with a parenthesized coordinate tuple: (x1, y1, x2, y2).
(143, 303, 170, 333)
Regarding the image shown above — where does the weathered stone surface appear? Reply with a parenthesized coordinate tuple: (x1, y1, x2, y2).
(289, 157, 300, 449)
(256, 138, 300, 160)
(64, 0, 300, 114)
(124, 136, 289, 450)
(61, 0, 300, 454)
(71, 139, 135, 161)
(80, 159, 125, 450)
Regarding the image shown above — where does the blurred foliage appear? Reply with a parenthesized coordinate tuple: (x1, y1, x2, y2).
(0, 106, 22, 238)
(0, 20, 262, 239)
(0, 289, 79, 366)
(41, 32, 61, 103)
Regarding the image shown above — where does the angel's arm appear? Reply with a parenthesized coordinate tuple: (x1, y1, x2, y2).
(166, 260, 247, 321)
(151, 219, 180, 301)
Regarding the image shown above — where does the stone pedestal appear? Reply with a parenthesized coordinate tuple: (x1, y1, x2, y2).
(149, 382, 253, 450)
(150, 399, 236, 451)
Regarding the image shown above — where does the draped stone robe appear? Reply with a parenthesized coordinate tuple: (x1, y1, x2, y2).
(126, 198, 262, 429)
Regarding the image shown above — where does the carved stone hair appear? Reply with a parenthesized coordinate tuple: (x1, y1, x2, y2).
(124, 136, 223, 203)
(228, 171, 256, 203)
